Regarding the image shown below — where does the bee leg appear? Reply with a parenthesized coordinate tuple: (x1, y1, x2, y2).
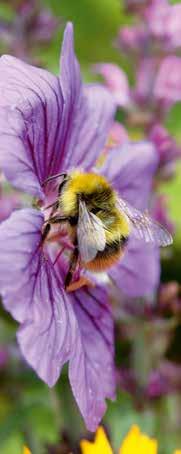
(48, 215, 70, 224)
(44, 200, 59, 212)
(41, 222, 51, 243)
(42, 215, 69, 242)
(58, 176, 68, 197)
(64, 247, 79, 290)
(42, 172, 67, 187)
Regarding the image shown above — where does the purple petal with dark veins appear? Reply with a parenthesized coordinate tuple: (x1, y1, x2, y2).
(101, 141, 158, 210)
(0, 208, 44, 322)
(68, 285, 115, 431)
(58, 23, 115, 172)
(0, 208, 75, 386)
(0, 55, 63, 198)
(109, 236, 160, 297)
(0, 23, 115, 198)
(17, 260, 76, 387)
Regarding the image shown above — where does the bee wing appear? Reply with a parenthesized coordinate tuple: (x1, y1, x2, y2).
(117, 197, 173, 247)
(77, 200, 106, 262)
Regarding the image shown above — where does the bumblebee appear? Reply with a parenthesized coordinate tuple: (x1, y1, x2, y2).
(43, 170, 173, 291)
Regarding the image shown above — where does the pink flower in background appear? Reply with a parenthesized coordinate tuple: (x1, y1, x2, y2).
(154, 57, 181, 104)
(0, 0, 60, 62)
(117, 26, 148, 53)
(94, 63, 131, 107)
(145, 0, 181, 50)
(149, 123, 181, 179)
(107, 122, 129, 148)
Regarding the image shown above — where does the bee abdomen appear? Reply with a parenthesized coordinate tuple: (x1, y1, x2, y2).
(84, 236, 128, 271)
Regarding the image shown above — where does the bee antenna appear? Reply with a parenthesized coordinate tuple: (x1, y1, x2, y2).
(42, 173, 67, 187)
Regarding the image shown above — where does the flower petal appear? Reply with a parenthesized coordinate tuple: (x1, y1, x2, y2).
(109, 236, 160, 297)
(69, 285, 115, 431)
(101, 141, 158, 210)
(0, 208, 75, 386)
(154, 57, 181, 104)
(0, 55, 63, 198)
(0, 191, 21, 223)
(59, 23, 115, 171)
(0, 208, 44, 322)
(17, 260, 75, 387)
(94, 63, 131, 107)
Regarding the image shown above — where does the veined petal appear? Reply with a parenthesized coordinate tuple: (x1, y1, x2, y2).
(0, 209, 75, 386)
(17, 260, 76, 387)
(109, 237, 160, 297)
(101, 141, 158, 210)
(69, 285, 115, 432)
(0, 55, 63, 198)
(0, 208, 44, 322)
(59, 23, 115, 171)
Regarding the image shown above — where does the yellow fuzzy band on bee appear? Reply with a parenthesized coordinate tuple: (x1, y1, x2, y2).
(60, 170, 116, 215)
(99, 209, 130, 243)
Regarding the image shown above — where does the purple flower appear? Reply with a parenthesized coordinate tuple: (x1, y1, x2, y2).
(154, 57, 181, 105)
(134, 58, 160, 106)
(149, 124, 181, 179)
(94, 63, 131, 108)
(0, 23, 159, 429)
(0, 0, 59, 62)
(0, 191, 21, 222)
(117, 26, 149, 54)
(106, 122, 129, 149)
(145, 0, 181, 50)
(147, 361, 181, 398)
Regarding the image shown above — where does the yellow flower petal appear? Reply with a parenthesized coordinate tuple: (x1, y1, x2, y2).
(80, 426, 113, 454)
(174, 451, 181, 454)
(23, 447, 31, 454)
(119, 425, 158, 454)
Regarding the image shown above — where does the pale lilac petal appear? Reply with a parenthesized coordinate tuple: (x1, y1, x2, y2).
(0, 192, 21, 222)
(146, 1, 181, 49)
(0, 56, 63, 198)
(101, 141, 158, 210)
(135, 58, 158, 103)
(94, 63, 130, 107)
(149, 123, 180, 167)
(167, 5, 181, 48)
(59, 24, 115, 171)
(17, 262, 75, 387)
(154, 57, 181, 104)
(145, 0, 170, 38)
(0, 208, 75, 386)
(69, 286, 115, 431)
(108, 122, 129, 147)
(109, 237, 160, 297)
(0, 208, 44, 322)
(117, 26, 149, 53)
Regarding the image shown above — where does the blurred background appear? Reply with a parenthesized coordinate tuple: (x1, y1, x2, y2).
(0, 0, 180, 453)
